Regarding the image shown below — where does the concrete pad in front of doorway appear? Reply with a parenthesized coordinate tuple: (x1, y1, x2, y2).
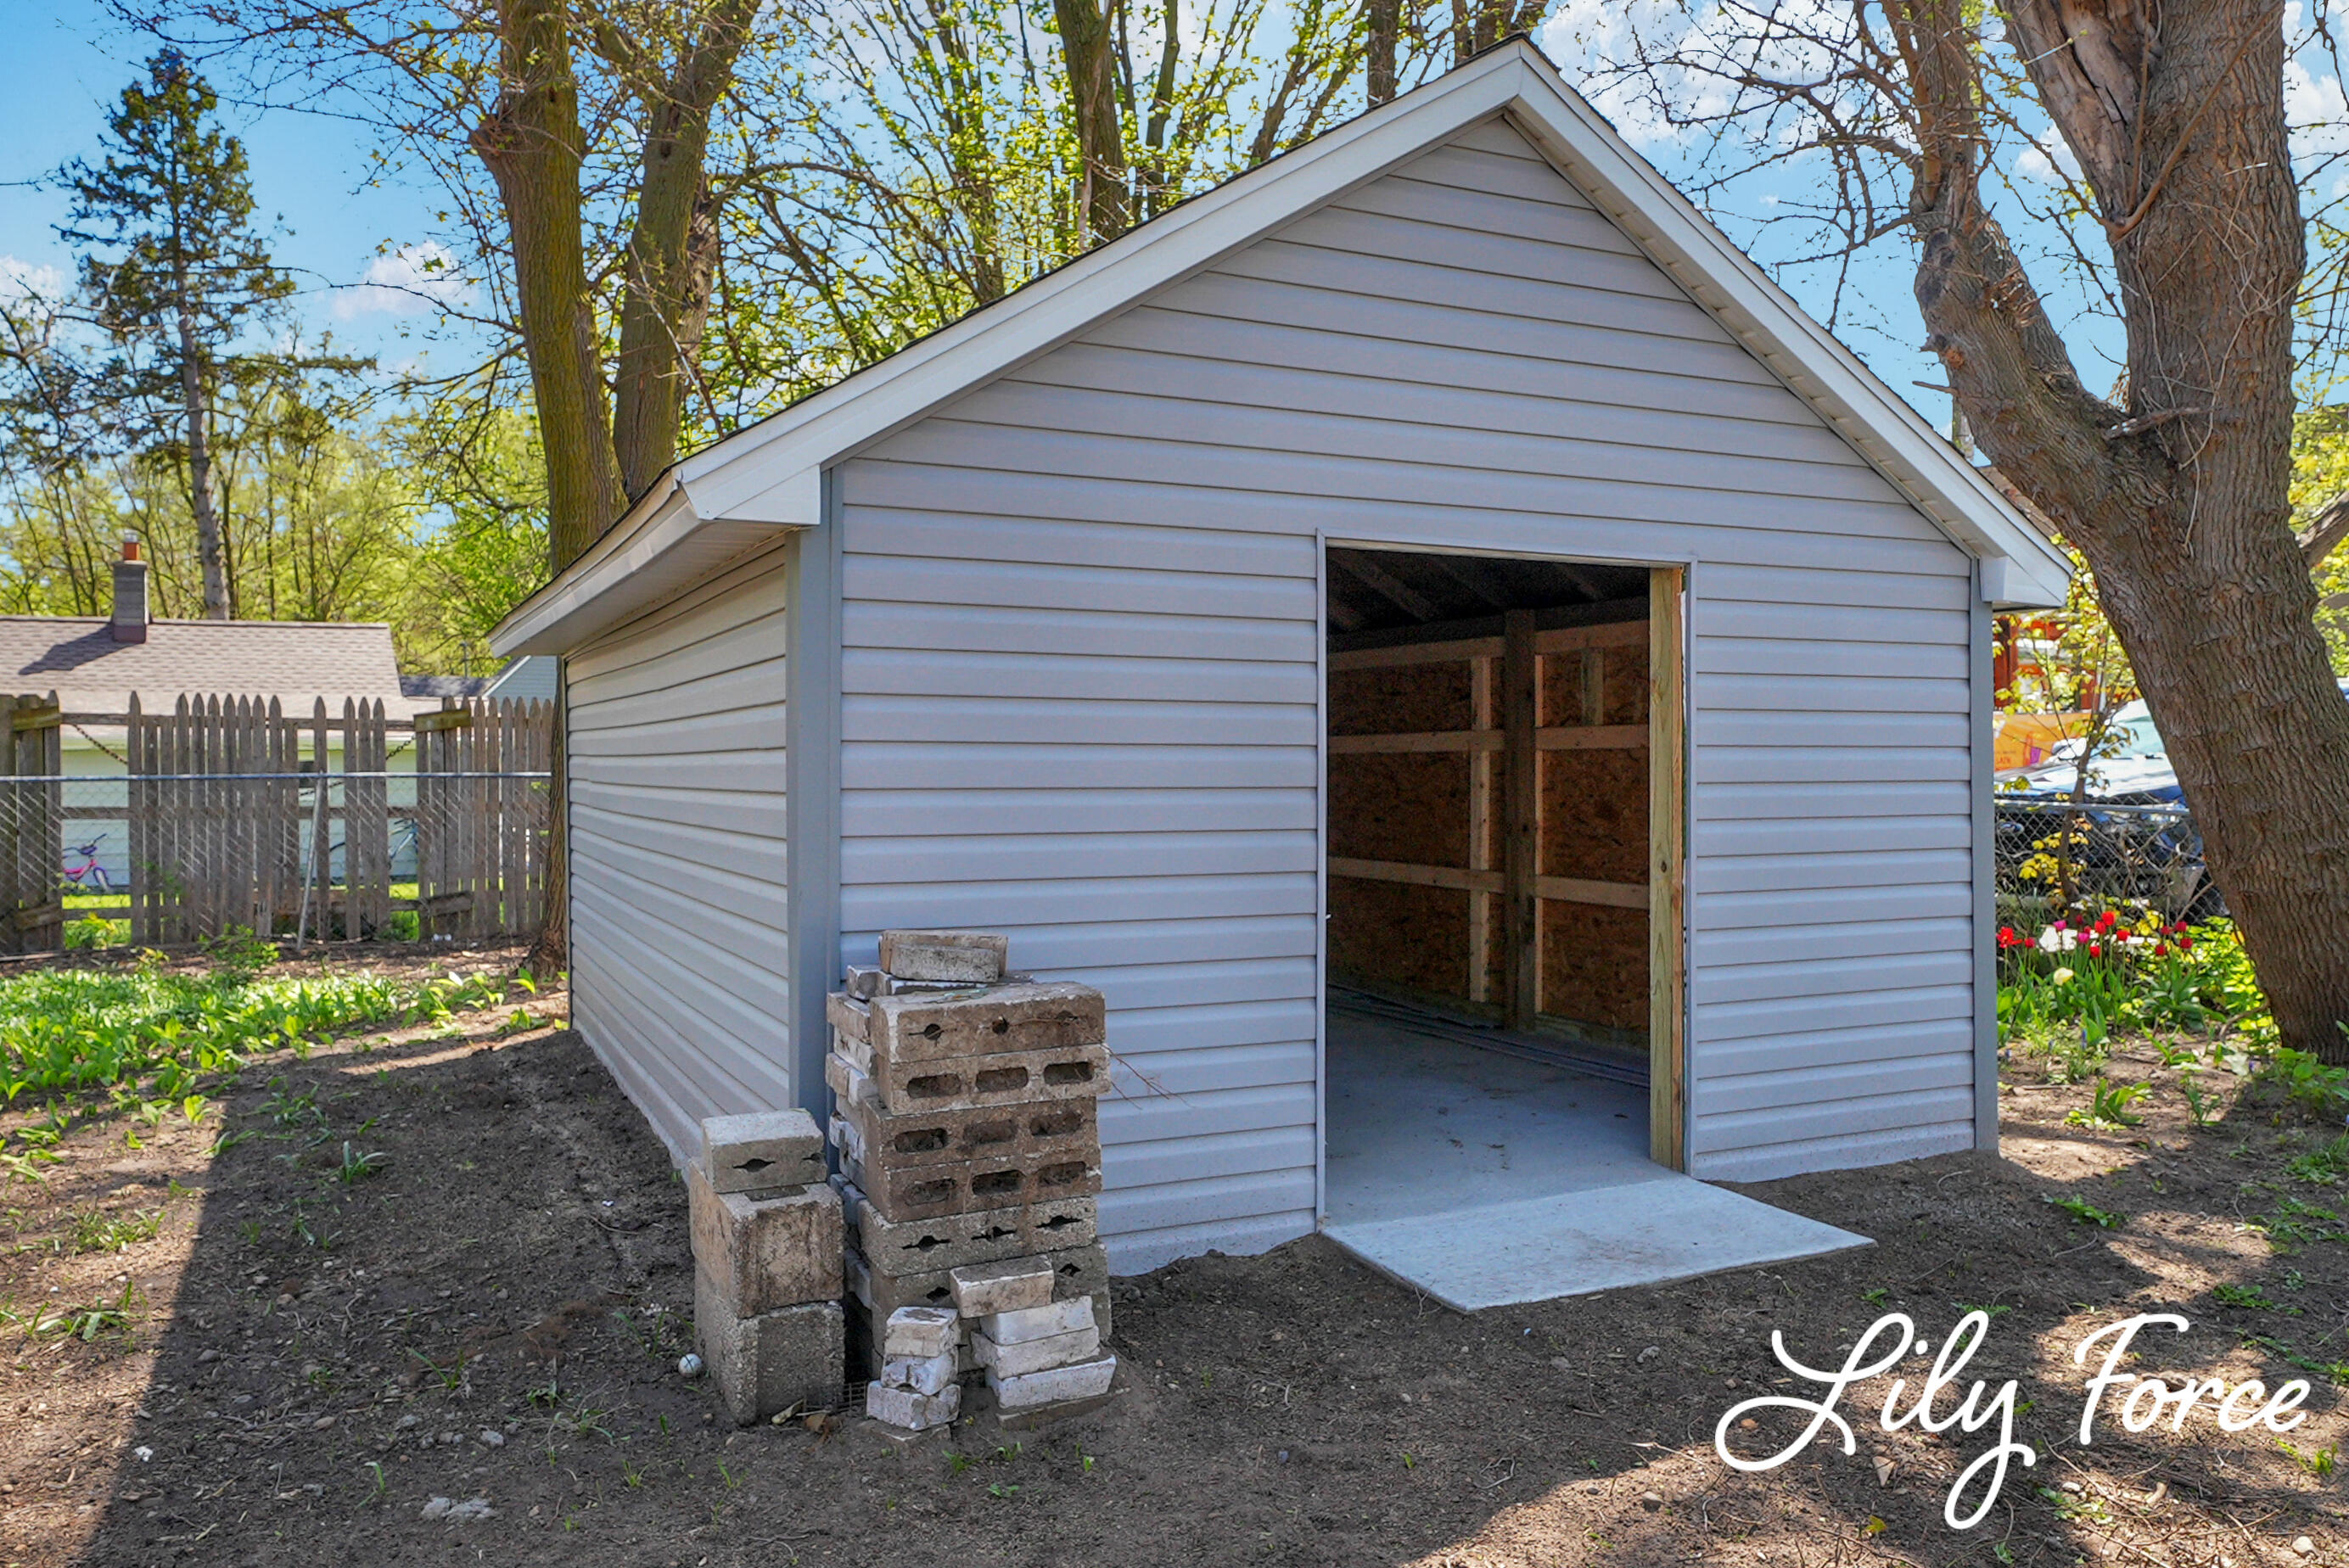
(1321, 1172, 1870, 1312)
(1320, 1000, 1868, 1311)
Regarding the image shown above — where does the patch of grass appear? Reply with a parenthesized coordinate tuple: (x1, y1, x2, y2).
(2047, 1195, 2126, 1229)
(2210, 1283, 2297, 1313)
(2250, 1196, 2349, 1254)
(2245, 1335, 2349, 1387)
(67, 1207, 160, 1254)
(2285, 1133, 2349, 1187)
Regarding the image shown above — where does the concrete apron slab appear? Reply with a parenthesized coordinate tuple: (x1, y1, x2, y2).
(1321, 1002, 1868, 1311)
(1321, 1174, 1869, 1313)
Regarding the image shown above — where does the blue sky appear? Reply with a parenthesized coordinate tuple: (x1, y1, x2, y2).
(0, 3, 474, 370)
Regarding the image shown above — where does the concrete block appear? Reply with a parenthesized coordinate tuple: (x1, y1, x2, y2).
(824, 1047, 879, 1107)
(687, 1161, 843, 1313)
(949, 1257, 1054, 1317)
(842, 965, 886, 1000)
(850, 1192, 1096, 1279)
(841, 1093, 1096, 1173)
(867, 982, 1106, 1068)
(980, 1296, 1096, 1344)
(973, 1324, 1101, 1378)
(868, 1042, 1112, 1114)
(878, 929, 1009, 985)
(988, 1353, 1118, 1411)
(694, 1274, 843, 1425)
(700, 1111, 825, 1195)
(883, 1306, 959, 1359)
(849, 1241, 1108, 1330)
(827, 990, 872, 1044)
(866, 1380, 961, 1431)
(848, 1148, 1102, 1225)
(881, 1349, 959, 1397)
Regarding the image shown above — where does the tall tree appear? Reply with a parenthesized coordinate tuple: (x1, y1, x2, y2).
(61, 51, 296, 620)
(1575, 2, 2349, 1061)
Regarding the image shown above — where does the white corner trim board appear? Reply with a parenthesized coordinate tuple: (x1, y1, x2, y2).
(491, 37, 2069, 660)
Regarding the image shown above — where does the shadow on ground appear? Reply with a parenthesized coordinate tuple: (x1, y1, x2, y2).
(1, 1014, 2340, 1567)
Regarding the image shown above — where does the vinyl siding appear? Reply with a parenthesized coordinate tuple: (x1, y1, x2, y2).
(833, 114, 1980, 1263)
(566, 542, 791, 1165)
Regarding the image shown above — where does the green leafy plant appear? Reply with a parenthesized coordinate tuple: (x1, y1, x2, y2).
(2047, 1195, 2126, 1229)
(2178, 1074, 2225, 1128)
(333, 1143, 388, 1184)
(2285, 1133, 2349, 1187)
(2277, 1439, 2338, 1479)
(2251, 1044, 2349, 1122)
(2066, 1078, 2149, 1129)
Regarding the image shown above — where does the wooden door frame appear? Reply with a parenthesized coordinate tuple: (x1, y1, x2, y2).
(1647, 566, 1689, 1172)
(1315, 540, 1693, 1176)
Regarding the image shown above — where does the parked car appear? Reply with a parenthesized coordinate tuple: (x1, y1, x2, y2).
(1996, 680, 2349, 920)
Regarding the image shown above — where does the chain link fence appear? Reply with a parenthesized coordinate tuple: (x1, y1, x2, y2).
(1993, 797, 2218, 929)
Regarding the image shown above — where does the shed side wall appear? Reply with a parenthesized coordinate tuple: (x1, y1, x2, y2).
(565, 541, 792, 1164)
(835, 116, 1980, 1267)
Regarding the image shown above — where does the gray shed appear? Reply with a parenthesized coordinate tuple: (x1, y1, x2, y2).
(494, 42, 2070, 1295)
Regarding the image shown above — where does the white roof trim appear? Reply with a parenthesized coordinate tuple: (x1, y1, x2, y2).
(494, 39, 2068, 656)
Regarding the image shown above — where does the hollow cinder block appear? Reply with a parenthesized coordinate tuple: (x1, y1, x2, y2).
(848, 1191, 1096, 1279)
(694, 1275, 844, 1425)
(699, 1109, 826, 1195)
(866, 982, 1106, 1067)
(687, 1160, 843, 1313)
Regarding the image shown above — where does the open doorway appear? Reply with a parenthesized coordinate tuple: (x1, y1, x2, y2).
(1320, 545, 1731, 1306)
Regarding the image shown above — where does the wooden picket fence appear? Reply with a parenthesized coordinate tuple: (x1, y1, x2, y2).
(0, 691, 552, 954)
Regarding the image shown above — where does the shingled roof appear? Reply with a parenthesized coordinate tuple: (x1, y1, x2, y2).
(0, 616, 429, 718)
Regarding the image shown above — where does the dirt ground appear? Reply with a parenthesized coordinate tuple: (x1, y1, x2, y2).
(2, 950, 2343, 1568)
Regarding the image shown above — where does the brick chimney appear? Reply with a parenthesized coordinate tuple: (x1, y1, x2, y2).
(110, 537, 149, 644)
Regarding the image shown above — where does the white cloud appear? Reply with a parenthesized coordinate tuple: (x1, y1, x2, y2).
(334, 241, 471, 319)
(2016, 129, 2082, 186)
(0, 255, 67, 304)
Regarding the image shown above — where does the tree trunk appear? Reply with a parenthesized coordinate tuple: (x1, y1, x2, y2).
(1053, 0, 1129, 243)
(173, 297, 230, 619)
(1906, 0, 2349, 1063)
(609, 0, 757, 501)
(473, 0, 625, 574)
(1367, 0, 1400, 104)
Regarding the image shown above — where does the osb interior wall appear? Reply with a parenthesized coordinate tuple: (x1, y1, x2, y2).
(1326, 638, 1649, 1034)
(1540, 641, 1650, 1034)
(1328, 662, 1476, 1003)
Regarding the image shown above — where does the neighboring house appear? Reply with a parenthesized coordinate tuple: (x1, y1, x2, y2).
(482, 655, 558, 703)
(401, 674, 492, 703)
(492, 42, 2072, 1279)
(0, 542, 438, 885)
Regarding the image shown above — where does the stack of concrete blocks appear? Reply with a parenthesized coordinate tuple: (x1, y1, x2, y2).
(825, 929, 1119, 1424)
(865, 1306, 963, 1430)
(950, 1256, 1116, 1412)
(688, 1110, 845, 1425)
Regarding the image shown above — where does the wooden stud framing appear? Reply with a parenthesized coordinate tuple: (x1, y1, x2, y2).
(1468, 656, 1494, 1004)
(1501, 608, 1539, 1030)
(1648, 567, 1688, 1172)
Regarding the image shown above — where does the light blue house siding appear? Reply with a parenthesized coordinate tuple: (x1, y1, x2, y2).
(830, 118, 1980, 1271)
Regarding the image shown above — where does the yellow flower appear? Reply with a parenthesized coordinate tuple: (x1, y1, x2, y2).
(2052, 967, 2075, 985)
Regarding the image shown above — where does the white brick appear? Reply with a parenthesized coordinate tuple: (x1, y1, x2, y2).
(881, 1349, 959, 1397)
(883, 1306, 959, 1359)
(980, 1297, 1096, 1344)
(973, 1325, 1100, 1378)
(988, 1353, 1117, 1410)
(950, 1256, 1054, 1317)
(866, 1380, 960, 1431)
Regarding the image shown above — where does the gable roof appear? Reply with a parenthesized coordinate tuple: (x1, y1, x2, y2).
(494, 38, 2071, 657)
(0, 615, 423, 719)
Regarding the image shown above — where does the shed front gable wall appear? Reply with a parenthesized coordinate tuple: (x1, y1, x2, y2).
(566, 540, 793, 1164)
(833, 116, 1981, 1268)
